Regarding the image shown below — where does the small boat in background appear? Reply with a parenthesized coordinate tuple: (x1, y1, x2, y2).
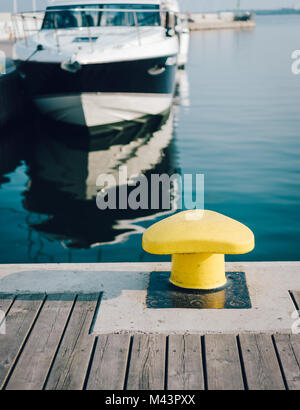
(13, 0, 189, 134)
(234, 1, 252, 22)
(233, 11, 252, 21)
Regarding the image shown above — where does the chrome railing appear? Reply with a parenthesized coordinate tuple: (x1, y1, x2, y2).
(12, 13, 44, 44)
(12, 8, 177, 49)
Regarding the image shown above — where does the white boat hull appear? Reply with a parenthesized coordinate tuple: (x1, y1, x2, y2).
(34, 92, 173, 130)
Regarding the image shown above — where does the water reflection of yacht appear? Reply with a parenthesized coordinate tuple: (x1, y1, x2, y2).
(0, 125, 28, 185)
(0, 63, 189, 261)
(22, 109, 178, 248)
(13, 0, 189, 133)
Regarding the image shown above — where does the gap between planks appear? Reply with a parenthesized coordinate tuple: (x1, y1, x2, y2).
(1, 292, 300, 390)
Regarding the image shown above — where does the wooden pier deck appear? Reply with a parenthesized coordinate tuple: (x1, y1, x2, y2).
(188, 20, 256, 31)
(0, 292, 300, 390)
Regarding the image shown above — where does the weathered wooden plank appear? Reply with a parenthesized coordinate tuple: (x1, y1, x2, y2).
(274, 334, 300, 390)
(292, 291, 300, 310)
(0, 294, 45, 389)
(126, 334, 166, 390)
(45, 293, 100, 390)
(86, 334, 130, 390)
(167, 334, 204, 390)
(239, 334, 285, 390)
(0, 294, 15, 337)
(5, 294, 76, 390)
(205, 334, 244, 390)
(0, 294, 15, 315)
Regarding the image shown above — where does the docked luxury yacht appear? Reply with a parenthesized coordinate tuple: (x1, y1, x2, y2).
(13, 0, 189, 133)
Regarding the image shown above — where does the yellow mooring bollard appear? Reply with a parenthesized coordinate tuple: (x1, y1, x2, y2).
(142, 210, 255, 291)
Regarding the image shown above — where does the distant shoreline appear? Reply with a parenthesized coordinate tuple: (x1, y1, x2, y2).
(252, 8, 300, 16)
(187, 9, 300, 16)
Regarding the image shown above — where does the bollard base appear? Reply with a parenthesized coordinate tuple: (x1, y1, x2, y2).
(147, 271, 251, 309)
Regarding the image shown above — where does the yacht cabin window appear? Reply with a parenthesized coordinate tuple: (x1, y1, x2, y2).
(42, 4, 161, 29)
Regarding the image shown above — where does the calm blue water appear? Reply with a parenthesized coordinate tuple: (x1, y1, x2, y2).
(0, 15, 300, 263)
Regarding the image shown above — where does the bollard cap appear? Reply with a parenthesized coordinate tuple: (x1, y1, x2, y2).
(142, 210, 255, 255)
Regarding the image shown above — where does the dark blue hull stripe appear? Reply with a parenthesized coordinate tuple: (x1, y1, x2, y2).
(18, 55, 177, 97)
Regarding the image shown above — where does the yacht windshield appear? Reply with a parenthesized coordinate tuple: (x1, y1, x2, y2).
(42, 4, 161, 29)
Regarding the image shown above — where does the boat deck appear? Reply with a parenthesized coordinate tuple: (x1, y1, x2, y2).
(0, 292, 300, 390)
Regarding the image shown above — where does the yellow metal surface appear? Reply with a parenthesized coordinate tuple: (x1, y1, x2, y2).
(142, 210, 254, 255)
(170, 253, 226, 290)
(142, 209, 255, 290)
